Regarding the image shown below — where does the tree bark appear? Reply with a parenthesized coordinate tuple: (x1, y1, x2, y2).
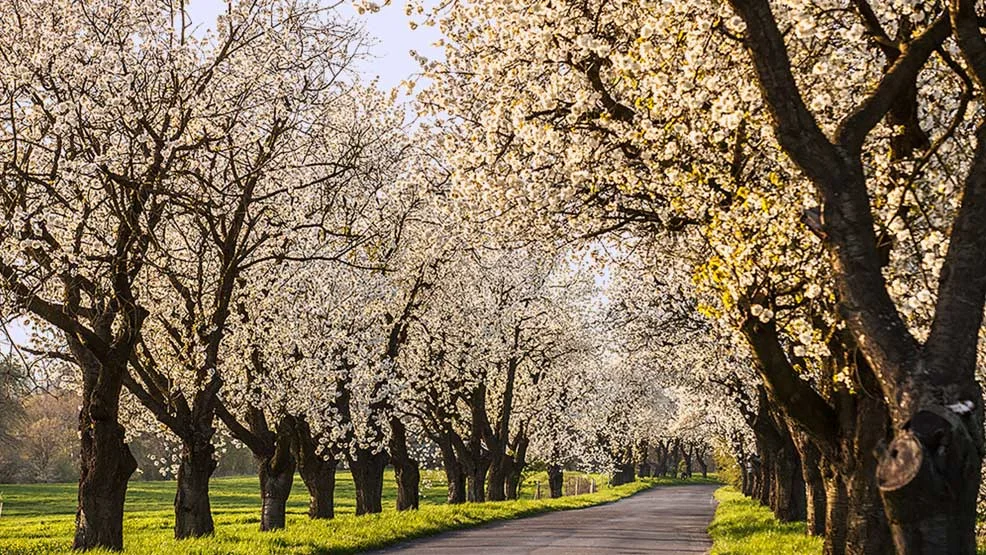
(696, 450, 709, 478)
(174, 439, 217, 538)
(349, 448, 387, 515)
(72, 348, 138, 552)
(793, 431, 826, 536)
(547, 464, 563, 498)
(73, 417, 137, 551)
(771, 435, 807, 523)
(294, 420, 336, 520)
(503, 432, 528, 500)
(390, 418, 420, 511)
(466, 461, 489, 502)
(258, 456, 294, 532)
(257, 420, 296, 532)
(637, 440, 651, 478)
(486, 457, 508, 501)
(438, 433, 466, 504)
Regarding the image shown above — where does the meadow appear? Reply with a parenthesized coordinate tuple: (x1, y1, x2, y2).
(0, 471, 681, 554)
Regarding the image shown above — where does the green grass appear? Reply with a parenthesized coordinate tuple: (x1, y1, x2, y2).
(0, 471, 713, 554)
(708, 487, 823, 555)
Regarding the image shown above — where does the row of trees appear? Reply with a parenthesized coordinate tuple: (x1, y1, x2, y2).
(7, 1, 986, 554)
(0, 1, 715, 551)
(419, 0, 986, 553)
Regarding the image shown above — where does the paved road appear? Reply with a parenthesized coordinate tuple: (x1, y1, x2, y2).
(374, 484, 719, 554)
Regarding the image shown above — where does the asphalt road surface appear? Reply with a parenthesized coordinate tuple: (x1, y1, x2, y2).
(373, 484, 719, 554)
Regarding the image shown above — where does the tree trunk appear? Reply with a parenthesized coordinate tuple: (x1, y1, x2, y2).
(438, 434, 466, 504)
(756, 453, 770, 507)
(770, 423, 807, 523)
(821, 457, 894, 555)
(258, 456, 294, 531)
(793, 432, 826, 536)
(294, 421, 336, 520)
(72, 349, 138, 552)
(486, 457, 508, 501)
(637, 440, 651, 478)
(174, 439, 217, 538)
(547, 464, 563, 498)
(300, 460, 335, 520)
(654, 442, 669, 477)
(74, 418, 138, 551)
(257, 415, 296, 532)
(349, 448, 387, 515)
(680, 446, 693, 478)
(466, 461, 489, 502)
(697, 454, 708, 478)
(394, 459, 420, 510)
(504, 434, 528, 500)
(738, 453, 751, 495)
(877, 408, 982, 554)
(390, 418, 419, 511)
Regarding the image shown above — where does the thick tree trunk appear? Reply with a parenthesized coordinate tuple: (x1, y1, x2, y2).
(394, 459, 420, 510)
(739, 455, 752, 496)
(390, 419, 420, 511)
(878, 407, 982, 554)
(770, 423, 807, 523)
(256, 415, 297, 532)
(824, 473, 849, 555)
(505, 467, 522, 500)
(654, 442, 669, 476)
(696, 454, 708, 479)
(755, 453, 771, 507)
(349, 448, 387, 515)
(821, 458, 893, 555)
(466, 462, 488, 502)
(438, 435, 466, 504)
(793, 432, 826, 536)
(300, 461, 335, 520)
(611, 448, 636, 486)
(258, 455, 295, 531)
(174, 439, 217, 538)
(294, 421, 336, 520)
(486, 458, 508, 501)
(547, 464, 563, 498)
(72, 349, 138, 552)
(74, 418, 138, 551)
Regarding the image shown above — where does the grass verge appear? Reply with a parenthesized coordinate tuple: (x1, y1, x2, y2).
(0, 473, 714, 554)
(708, 486, 822, 555)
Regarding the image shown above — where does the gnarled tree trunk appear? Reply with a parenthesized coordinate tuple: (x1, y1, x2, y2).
(792, 431, 826, 536)
(174, 438, 217, 538)
(438, 433, 466, 504)
(349, 447, 387, 515)
(72, 348, 138, 552)
(295, 420, 336, 520)
(390, 418, 420, 511)
(486, 456, 508, 501)
(257, 419, 296, 532)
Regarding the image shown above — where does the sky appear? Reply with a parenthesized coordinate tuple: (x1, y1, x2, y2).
(2, 0, 443, 353)
(187, 0, 443, 91)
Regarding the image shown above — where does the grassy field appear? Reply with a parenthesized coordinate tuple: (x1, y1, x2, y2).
(0, 470, 701, 554)
(708, 487, 823, 555)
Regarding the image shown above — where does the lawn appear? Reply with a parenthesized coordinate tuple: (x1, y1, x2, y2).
(0, 471, 705, 554)
(708, 487, 823, 555)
